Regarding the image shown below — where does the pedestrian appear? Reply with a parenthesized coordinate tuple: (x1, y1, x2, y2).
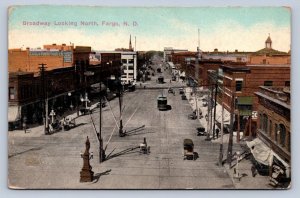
(251, 165, 257, 177)
(22, 117, 27, 133)
(216, 129, 220, 138)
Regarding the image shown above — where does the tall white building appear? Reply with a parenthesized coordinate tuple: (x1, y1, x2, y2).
(120, 51, 137, 85)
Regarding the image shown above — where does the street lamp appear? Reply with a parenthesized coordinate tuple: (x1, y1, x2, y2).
(80, 93, 90, 111)
(49, 109, 56, 124)
(68, 92, 74, 110)
(234, 151, 240, 180)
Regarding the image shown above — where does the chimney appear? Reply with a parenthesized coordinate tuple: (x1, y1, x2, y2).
(235, 49, 238, 53)
(214, 48, 218, 52)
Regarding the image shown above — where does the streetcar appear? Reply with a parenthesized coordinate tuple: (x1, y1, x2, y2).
(157, 95, 168, 110)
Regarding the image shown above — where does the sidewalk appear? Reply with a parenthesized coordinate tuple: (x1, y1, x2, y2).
(184, 86, 272, 189)
(9, 102, 100, 138)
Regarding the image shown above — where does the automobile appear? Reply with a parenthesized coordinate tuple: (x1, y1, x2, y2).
(181, 94, 187, 100)
(196, 127, 206, 136)
(188, 113, 197, 120)
(168, 88, 174, 94)
(172, 76, 176, 81)
(183, 139, 195, 160)
(179, 88, 184, 94)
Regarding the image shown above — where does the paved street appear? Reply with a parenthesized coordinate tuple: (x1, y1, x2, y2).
(8, 60, 271, 189)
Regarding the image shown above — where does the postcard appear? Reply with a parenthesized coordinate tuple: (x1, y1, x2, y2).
(8, 6, 291, 189)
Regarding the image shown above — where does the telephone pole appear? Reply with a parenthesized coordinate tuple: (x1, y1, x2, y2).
(212, 83, 218, 139)
(226, 92, 235, 166)
(99, 67, 105, 162)
(39, 63, 48, 134)
(218, 102, 224, 166)
(119, 83, 125, 137)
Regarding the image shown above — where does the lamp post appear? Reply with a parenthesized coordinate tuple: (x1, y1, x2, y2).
(234, 151, 240, 180)
(68, 92, 74, 110)
(49, 109, 56, 124)
(80, 136, 94, 182)
(119, 81, 125, 137)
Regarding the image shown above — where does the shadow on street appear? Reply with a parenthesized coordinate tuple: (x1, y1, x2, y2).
(92, 169, 112, 183)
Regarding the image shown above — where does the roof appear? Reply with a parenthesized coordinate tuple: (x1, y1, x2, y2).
(253, 47, 288, 56)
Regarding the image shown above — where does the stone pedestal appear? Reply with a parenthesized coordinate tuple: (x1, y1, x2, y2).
(80, 136, 94, 182)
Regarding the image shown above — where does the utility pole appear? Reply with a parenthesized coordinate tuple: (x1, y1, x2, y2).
(99, 67, 105, 162)
(39, 63, 48, 134)
(210, 85, 214, 138)
(218, 102, 224, 166)
(212, 83, 218, 139)
(205, 87, 211, 141)
(119, 83, 125, 137)
(226, 92, 235, 166)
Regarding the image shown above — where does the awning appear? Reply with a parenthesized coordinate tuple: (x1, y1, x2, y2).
(215, 104, 230, 124)
(246, 138, 273, 166)
(237, 96, 252, 105)
(247, 138, 291, 178)
(8, 106, 21, 122)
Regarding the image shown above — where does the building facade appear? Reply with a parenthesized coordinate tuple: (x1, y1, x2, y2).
(254, 86, 291, 187)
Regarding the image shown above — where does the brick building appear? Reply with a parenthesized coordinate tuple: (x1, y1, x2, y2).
(251, 86, 290, 187)
(248, 35, 290, 65)
(8, 44, 91, 73)
(218, 63, 290, 137)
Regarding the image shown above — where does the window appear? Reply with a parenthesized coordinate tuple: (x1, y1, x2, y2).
(279, 124, 286, 147)
(285, 81, 290, 87)
(262, 114, 268, 133)
(122, 59, 127, 64)
(128, 66, 134, 70)
(264, 81, 273, 86)
(263, 59, 266, 64)
(275, 124, 278, 142)
(287, 132, 290, 152)
(9, 87, 15, 100)
(235, 80, 243, 92)
(269, 120, 272, 137)
(259, 113, 263, 130)
(128, 59, 134, 64)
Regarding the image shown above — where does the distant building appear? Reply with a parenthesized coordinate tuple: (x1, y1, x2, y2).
(248, 35, 290, 65)
(163, 47, 188, 62)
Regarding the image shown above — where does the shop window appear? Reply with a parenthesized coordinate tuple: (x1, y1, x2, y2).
(235, 80, 243, 92)
(285, 81, 290, 87)
(9, 87, 15, 100)
(264, 81, 273, 86)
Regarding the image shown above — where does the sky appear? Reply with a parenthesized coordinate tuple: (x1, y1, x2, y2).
(8, 6, 291, 52)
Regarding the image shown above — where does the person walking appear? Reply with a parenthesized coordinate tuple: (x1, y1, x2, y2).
(22, 117, 27, 133)
(216, 128, 220, 138)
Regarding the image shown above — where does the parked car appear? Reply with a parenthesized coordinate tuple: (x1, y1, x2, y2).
(181, 94, 187, 100)
(168, 88, 174, 94)
(188, 113, 197, 120)
(179, 88, 184, 94)
(196, 127, 206, 136)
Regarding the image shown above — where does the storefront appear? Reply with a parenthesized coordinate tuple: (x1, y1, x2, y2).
(246, 138, 291, 187)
